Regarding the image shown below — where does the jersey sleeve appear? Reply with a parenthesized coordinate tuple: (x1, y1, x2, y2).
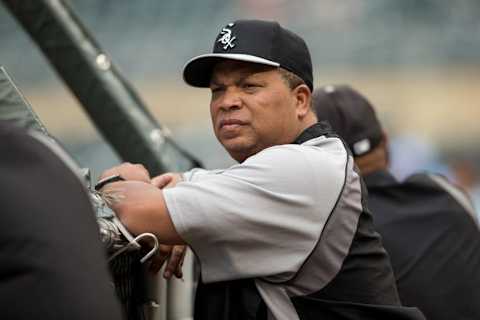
(163, 143, 348, 283)
(183, 167, 226, 182)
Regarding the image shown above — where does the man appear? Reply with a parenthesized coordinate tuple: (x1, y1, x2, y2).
(99, 20, 424, 319)
(314, 84, 480, 320)
(0, 122, 122, 320)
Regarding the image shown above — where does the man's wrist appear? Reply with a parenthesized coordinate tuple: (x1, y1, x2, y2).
(95, 174, 126, 191)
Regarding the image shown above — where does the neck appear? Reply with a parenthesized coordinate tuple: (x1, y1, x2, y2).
(298, 111, 318, 133)
(232, 112, 318, 163)
(355, 143, 388, 176)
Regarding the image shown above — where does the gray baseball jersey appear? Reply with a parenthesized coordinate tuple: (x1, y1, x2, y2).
(163, 123, 422, 320)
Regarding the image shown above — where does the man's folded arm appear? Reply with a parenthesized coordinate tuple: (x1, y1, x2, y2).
(105, 180, 186, 245)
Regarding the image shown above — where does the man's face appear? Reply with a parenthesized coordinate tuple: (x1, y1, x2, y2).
(209, 60, 302, 162)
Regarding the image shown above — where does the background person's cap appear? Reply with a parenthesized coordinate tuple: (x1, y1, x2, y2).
(313, 85, 383, 156)
(183, 19, 313, 91)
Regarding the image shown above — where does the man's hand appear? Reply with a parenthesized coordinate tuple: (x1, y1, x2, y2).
(100, 162, 150, 183)
(149, 244, 187, 279)
(151, 172, 183, 189)
(102, 171, 187, 278)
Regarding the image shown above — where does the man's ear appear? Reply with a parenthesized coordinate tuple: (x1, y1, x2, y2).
(293, 84, 312, 119)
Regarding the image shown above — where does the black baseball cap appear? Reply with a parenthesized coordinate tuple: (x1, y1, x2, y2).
(183, 19, 313, 91)
(313, 85, 384, 156)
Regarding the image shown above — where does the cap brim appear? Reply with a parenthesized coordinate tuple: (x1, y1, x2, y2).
(182, 53, 280, 87)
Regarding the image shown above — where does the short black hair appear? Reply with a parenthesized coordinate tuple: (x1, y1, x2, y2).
(278, 67, 305, 90)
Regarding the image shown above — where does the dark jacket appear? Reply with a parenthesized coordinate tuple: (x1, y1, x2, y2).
(0, 122, 122, 320)
(364, 169, 480, 320)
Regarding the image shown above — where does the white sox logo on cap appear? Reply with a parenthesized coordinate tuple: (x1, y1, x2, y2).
(217, 23, 236, 50)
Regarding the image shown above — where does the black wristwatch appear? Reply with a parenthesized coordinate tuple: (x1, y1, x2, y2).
(95, 174, 126, 191)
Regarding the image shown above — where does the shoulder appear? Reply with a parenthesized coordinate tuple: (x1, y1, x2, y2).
(245, 136, 348, 172)
(223, 136, 349, 195)
(406, 172, 469, 201)
(0, 121, 34, 152)
(0, 122, 67, 167)
(407, 172, 478, 224)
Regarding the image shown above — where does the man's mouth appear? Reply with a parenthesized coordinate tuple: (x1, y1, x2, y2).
(219, 119, 247, 130)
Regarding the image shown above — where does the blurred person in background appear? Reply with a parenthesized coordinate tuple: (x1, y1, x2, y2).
(0, 122, 122, 320)
(314, 84, 480, 320)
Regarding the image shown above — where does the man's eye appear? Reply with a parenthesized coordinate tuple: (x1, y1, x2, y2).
(243, 83, 260, 90)
(211, 87, 224, 94)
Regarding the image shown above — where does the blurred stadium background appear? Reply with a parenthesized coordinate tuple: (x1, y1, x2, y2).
(1, 0, 479, 206)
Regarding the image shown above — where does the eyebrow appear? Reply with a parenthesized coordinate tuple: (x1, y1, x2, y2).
(210, 73, 259, 87)
(209, 78, 223, 87)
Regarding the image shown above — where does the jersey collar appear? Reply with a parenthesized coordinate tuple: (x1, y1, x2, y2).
(293, 121, 333, 145)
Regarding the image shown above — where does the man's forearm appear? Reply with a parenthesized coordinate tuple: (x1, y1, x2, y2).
(103, 180, 186, 245)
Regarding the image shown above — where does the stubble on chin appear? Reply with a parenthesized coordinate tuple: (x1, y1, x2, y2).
(225, 142, 262, 163)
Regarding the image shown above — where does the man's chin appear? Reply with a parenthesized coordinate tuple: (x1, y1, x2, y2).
(221, 140, 256, 162)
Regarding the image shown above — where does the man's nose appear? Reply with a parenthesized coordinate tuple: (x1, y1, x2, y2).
(218, 87, 242, 111)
